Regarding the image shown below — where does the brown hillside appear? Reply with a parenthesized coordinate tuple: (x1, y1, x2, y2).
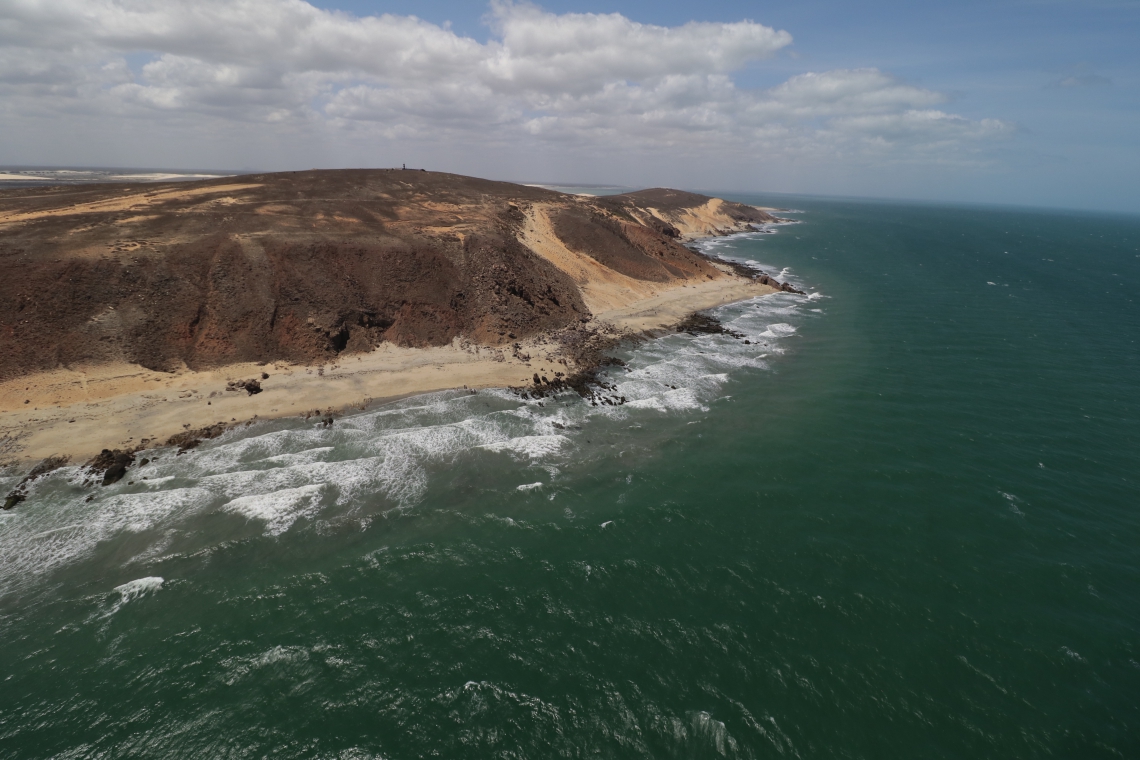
(0, 170, 767, 381)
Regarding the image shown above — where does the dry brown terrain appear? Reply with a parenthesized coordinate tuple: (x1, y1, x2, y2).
(0, 170, 792, 465)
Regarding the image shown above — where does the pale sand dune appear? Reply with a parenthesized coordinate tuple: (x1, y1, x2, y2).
(518, 203, 663, 313)
(0, 276, 775, 463)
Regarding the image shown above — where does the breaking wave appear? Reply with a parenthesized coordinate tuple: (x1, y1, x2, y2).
(0, 236, 818, 601)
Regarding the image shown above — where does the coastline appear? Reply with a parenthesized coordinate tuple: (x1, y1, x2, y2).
(0, 275, 776, 465)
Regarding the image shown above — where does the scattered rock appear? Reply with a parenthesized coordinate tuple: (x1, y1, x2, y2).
(226, 378, 263, 395)
(754, 273, 805, 294)
(166, 423, 228, 453)
(675, 312, 744, 339)
(532, 324, 627, 400)
(777, 278, 805, 294)
(86, 449, 135, 486)
(3, 454, 70, 508)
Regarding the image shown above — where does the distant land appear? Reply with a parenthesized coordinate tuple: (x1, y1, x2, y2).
(0, 169, 799, 479)
(0, 167, 234, 187)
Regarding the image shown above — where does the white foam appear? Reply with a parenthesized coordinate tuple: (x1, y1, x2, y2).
(759, 323, 797, 338)
(624, 396, 668, 412)
(223, 484, 325, 536)
(252, 645, 308, 667)
(103, 576, 165, 616)
(0, 485, 210, 598)
(482, 435, 569, 459)
(221, 645, 310, 685)
(622, 386, 707, 412)
(260, 447, 336, 467)
(585, 289, 809, 420)
(688, 711, 739, 755)
(113, 576, 164, 602)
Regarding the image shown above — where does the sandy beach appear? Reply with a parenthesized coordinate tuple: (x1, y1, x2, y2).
(0, 276, 775, 463)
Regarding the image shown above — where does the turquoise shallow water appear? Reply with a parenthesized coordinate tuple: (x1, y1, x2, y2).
(1, 198, 1137, 758)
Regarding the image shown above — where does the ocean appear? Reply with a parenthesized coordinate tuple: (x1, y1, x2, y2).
(1, 196, 1137, 758)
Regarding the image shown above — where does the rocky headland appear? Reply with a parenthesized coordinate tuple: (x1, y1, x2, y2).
(0, 169, 799, 486)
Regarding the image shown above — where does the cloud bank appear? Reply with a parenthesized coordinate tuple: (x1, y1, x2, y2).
(0, 0, 1014, 172)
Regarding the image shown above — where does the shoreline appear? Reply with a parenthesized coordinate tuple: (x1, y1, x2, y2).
(1, 275, 777, 467)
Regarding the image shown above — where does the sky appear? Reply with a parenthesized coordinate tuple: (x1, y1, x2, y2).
(0, 0, 1137, 212)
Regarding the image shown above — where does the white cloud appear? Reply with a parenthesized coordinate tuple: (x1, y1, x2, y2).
(0, 0, 1014, 168)
(1055, 74, 1110, 87)
(481, 1, 792, 94)
(762, 70, 946, 117)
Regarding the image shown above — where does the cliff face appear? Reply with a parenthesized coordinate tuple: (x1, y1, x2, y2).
(0, 170, 774, 379)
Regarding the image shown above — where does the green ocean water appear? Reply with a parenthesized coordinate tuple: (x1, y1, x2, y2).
(1, 198, 1138, 758)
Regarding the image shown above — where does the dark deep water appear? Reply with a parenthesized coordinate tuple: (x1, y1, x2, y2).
(1, 197, 1137, 758)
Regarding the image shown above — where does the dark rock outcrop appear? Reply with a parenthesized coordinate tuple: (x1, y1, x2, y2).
(226, 378, 263, 395)
(3, 454, 69, 508)
(166, 423, 228, 452)
(85, 449, 135, 486)
(675, 313, 745, 339)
